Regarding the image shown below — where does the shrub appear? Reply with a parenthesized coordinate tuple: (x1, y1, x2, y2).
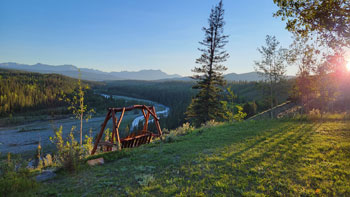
(233, 105, 247, 122)
(201, 120, 222, 129)
(43, 154, 53, 167)
(170, 122, 194, 136)
(0, 153, 37, 194)
(308, 108, 321, 120)
(160, 123, 194, 143)
(243, 101, 258, 118)
(50, 126, 93, 172)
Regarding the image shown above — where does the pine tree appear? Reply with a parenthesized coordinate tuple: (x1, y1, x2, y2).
(186, 0, 229, 126)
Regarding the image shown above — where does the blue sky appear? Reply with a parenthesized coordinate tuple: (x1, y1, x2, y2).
(0, 0, 296, 76)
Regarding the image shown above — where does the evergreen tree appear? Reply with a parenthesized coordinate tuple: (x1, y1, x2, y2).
(186, 0, 229, 126)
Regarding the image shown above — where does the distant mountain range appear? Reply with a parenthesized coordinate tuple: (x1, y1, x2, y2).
(0, 62, 286, 82)
(0, 62, 181, 81)
(158, 72, 266, 82)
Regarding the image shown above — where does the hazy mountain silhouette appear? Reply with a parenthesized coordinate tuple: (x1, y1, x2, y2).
(158, 72, 273, 82)
(0, 62, 291, 82)
(0, 62, 181, 81)
(224, 72, 264, 81)
(110, 70, 181, 81)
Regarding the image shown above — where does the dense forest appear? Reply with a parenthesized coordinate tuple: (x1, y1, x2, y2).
(0, 68, 292, 129)
(101, 80, 196, 130)
(0, 69, 148, 118)
(0, 69, 78, 116)
(100, 79, 292, 129)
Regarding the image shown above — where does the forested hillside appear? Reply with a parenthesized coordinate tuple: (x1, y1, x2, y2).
(0, 69, 151, 119)
(0, 69, 78, 116)
(99, 80, 292, 129)
(0, 68, 292, 129)
(102, 80, 195, 129)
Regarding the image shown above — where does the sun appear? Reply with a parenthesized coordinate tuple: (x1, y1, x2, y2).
(347, 61, 350, 72)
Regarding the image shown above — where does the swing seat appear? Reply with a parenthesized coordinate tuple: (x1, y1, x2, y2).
(120, 131, 153, 148)
(97, 141, 114, 152)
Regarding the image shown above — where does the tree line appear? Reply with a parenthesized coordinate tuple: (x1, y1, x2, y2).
(186, 0, 350, 126)
(0, 69, 76, 116)
(0, 69, 150, 118)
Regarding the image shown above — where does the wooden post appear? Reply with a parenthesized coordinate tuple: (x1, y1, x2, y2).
(111, 110, 117, 152)
(114, 108, 125, 150)
(141, 109, 146, 118)
(91, 110, 111, 155)
(152, 106, 162, 136)
(143, 110, 150, 132)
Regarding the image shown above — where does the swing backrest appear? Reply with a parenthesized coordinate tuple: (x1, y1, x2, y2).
(121, 132, 152, 148)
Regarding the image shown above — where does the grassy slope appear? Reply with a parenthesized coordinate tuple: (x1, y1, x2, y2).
(35, 119, 350, 196)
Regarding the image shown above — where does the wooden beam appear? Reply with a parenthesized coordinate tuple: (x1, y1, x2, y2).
(109, 105, 159, 121)
(109, 105, 147, 112)
(143, 105, 159, 121)
(111, 110, 117, 147)
(115, 107, 125, 150)
(141, 109, 146, 118)
(143, 111, 150, 131)
(152, 106, 163, 136)
(91, 110, 111, 155)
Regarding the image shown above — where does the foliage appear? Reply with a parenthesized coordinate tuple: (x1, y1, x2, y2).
(308, 108, 322, 121)
(0, 69, 76, 117)
(0, 153, 37, 195)
(62, 70, 95, 146)
(160, 122, 195, 143)
(273, 0, 350, 50)
(222, 87, 247, 122)
(295, 111, 350, 121)
(134, 174, 155, 187)
(103, 128, 112, 142)
(50, 126, 93, 172)
(233, 105, 247, 122)
(102, 80, 291, 131)
(33, 119, 350, 196)
(243, 101, 257, 118)
(186, 0, 229, 126)
(254, 35, 291, 118)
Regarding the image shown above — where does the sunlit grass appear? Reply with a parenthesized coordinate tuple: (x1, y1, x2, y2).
(33, 119, 350, 196)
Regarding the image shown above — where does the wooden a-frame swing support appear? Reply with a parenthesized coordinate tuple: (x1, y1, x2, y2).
(91, 105, 162, 155)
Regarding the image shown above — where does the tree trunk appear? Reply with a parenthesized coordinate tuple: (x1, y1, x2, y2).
(270, 80, 273, 119)
(80, 113, 83, 146)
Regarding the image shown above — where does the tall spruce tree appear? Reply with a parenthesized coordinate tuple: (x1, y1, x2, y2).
(186, 0, 229, 126)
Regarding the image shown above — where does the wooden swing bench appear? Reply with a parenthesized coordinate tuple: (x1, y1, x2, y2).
(91, 105, 162, 155)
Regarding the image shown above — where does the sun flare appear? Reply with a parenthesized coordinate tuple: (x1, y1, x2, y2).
(347, 62, 350, 71)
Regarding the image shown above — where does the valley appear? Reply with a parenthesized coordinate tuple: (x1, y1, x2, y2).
(0, 93, 169, 154)
(2, 0, 350, 196)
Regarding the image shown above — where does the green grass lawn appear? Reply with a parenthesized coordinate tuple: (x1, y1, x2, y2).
(33, 119, 350, 196)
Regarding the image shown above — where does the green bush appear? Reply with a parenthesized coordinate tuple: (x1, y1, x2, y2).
(0, 153, 37, 195)
(50, 126, 93, 172)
